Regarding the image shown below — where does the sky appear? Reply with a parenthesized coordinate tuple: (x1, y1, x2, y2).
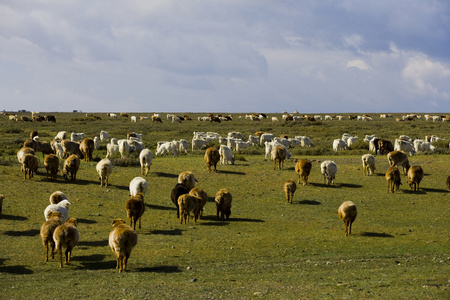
(1, 0, 449, 113)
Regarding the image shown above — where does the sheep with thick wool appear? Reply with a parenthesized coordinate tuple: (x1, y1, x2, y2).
(178, 171, 197, 190)
(295, 159, 312, 186)
(44, 199, 71, 223)
(40, 211, 63, 261)
(338, 201, 357, 236)
(109, 218, 138, 273)
(215, 188, 232, 220)
(284, 179, 297, 204)
(62, 154, 80, 182)
(189, 187, 208, 219)
(53, 218, 79, 268)
(44, 153, 59, 180)
(171, 183, 190, 218)
(361, 154, 376, 175)
(49, 191, 67, 204)
(139, 149, 153, 176)
(125, 193, 145, 230)
(96, 158, 113, 188)
(385, 166, 401, 193)
(407, 165, 424, 191)
(178, 194, 201, 224)
(205, 147, 220, 172)
(129, 177, 148, 197)
(321, 160, 337, 185)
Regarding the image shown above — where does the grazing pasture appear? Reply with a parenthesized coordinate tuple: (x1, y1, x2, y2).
(0, 112, 448, 299)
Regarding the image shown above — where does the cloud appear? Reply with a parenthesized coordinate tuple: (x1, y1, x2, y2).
(346, 59, 370, 70)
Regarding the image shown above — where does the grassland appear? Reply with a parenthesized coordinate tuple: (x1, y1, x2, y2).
(0, 112, 449, 299)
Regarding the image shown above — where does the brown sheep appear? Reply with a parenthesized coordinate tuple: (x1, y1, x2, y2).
(125, 193, 145, 230)
(37, 141, 55, 158)
(61, 140, 84, 159)
(79, 138, 95, 162)
(151, 115, 162, 123)
(49, 191, 67, 204)
(17, 146, 35, 172)
(407, 165, 424, 191)
(62, 154, 80, 182)
(378, 139, 394, 155)
(204, 147, 220, 172)
(30, 130, 39, 139)
(272, 145, 287, 170)
(387, 151, 410, 174)
(53, 218, 79, 268)
(44, 154, 59, 180)
(189, 187, 208, 219)
(386, 166, 401, 193)
(22, 153, 39, 179)
(109, 218, 138, 273)
(284, 179, 297, 204)
(338, 201, 357, 236)
(40, 211, 63, 262)
(215, 188, 232, 220)
(178, 194, 201, 224)
(295, 159, 312, 185)
(171, 183, 190, 218)
(23, 138, 38, 152)
(178, 171, 197, 190)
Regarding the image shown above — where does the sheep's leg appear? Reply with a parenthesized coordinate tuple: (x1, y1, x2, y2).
(138, 217, 141, 229)
(44, 243, 49, 262)
(348, 221, 352, 235)
(116, 255, 120, 270)
(344, 221, 348, 236)
(65, 247, 72, 264)
(105, 177, 108, 188)
(273, 159, 276, 170)
(59, 249, 63, 268)
(50, 242, 55, 259)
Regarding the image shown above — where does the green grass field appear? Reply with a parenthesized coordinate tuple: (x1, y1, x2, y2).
(0, 112, 449, 299)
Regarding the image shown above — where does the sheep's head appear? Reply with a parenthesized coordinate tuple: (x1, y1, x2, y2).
(112, 218, 126, 227)
(59, 200, 71, 207)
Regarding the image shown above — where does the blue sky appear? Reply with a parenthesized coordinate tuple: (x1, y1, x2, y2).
(1, 0, 449, 113)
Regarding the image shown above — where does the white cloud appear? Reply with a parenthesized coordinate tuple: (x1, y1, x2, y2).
(346, 59, 370, 70)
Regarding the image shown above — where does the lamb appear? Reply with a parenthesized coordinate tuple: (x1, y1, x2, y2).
(387, 151, 410, 174)
(219, 145, 235, 165)
(49, 191, 67, 204)
(22, 153, 39, 179)
(53, 218, 79, 268)
(139, 149, 153, 176)
(361, 154, 376, 175)
(61, 140, 84, 159)
(284, 179, 297, 204)
(385, 166, 401, 193)
(109, 218, 138, 273)
(129, 177, 148, 196)
(44, 154, 59, 180)
(171, 183, 190, 218)
(407, 165, 424, 191)
(338, 201, 357, 236)
(96, 158, 113, 188)
(178, 171, 197, 190)
(321, 160, 337, 185)
(40, 211, 63, 261)
(125, 193, 146, 230)
(204, 147, 220, 172)
(178, 194, 201, 224)
(189, 187, 208, 219)
(272, 145, 287, 170)
(62, 154, 80, 182)
(295, 159, 312, 185)
(215, 188, 232, 220)
(44, 199, 71, 223)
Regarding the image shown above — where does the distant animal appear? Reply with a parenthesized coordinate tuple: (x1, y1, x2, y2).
(407, 165, 424, 191)
(378, 139, 394, 155)
(385, 166, 401, 193)
(295, 159, 312, 185)
(99, 130, 110, 142)
(125, 193, 145, 230)
(338, 201, 357, 236)
(53, 218, 79, 268)
(333, 139, 347, 152)
(54, 131, 67, 141)
(40, 211, 63, 261)
(205, 147, 220, 172)
(387, 151, 410, 174)
(215, 188, 232, 220)
(272, 145, 287, 170)
(109, 218, 138, 273)
(96, 158, 113, 188)
(139, 149, 153, 176)
(284, 179, 297, 204)
(70, 132, 85, 142)
(321, 160, 337, 185)
(361, 154, 376, 175)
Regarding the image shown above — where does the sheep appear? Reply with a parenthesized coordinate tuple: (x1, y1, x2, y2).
(156, 141, 178, 157)
(106, 142, 120, 158)
(93, 136, 101, 150)
(109, 218, 138, 273)
(215, 188, 232, 220)
(235, 141, 251, 152)
(394, 139, 415, 156)
(192, 138, 208, 151)
(127, 132, 143, 140)
(50, 141, 64, 159)
(385, 166, 401, 193)
(62, 154, 80, 182)
(96, 158, 113, 188)
(118, 139, 131, 157)
(53, 218, 79, 268)
(49, 191, 67, 204)
(129, 177, 148, 197)
(40, 211, 63, 261)
(44, 154, 59, 180)
(361, 154, 376, 175)
(333, 139, 347, 151)
(407, 165, 424, 191)
(70, 132, 85, 142)
(205, 147, 220, 172)
(178, 194, 201, 224)
(37, 141, 55, 158)
(321, 160, 337, 185)
(171, 183, 190, 218)
(130, 116, 137, 122)
(78, 138, 95, 162)
(295, 159, 312, 186)
(17, 146, 35, 171)
(0, 195, 3, 214)
(272, 145, 287, 170)
(54, 131, 67, 141)
(139, 149, 153, 176)
(178, 171, 197, 190)
(260, 133, 275, 145)
(189, 187, 208, 219)
(100, 130, 110, 142)
(219, 145, 235, 165)
(22, 153, 39, 179)
(378, 139, 394, 155)
(23, 138, 38, 152)
(284, 179, 297, 204)
(44, 199, 71, 223)
(125, 193, 146, 230)
(387, 151, 410, 174)
(61, 140, 84, 159)
(338, 201, 357, 236)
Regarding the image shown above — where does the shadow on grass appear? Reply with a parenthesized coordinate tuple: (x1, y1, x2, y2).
(146, 204, 174, 211)
(136, 265, 182, 273)
(421, 187, 448, 193)
(0, 214, 28, 221)
(200, 221, 230, 226)
(402, 189, 427, 195)
(339, 183, 363, 188)
(78, 260, 117, 270)
(77, 218, 98, 224)
(113, 185, 130, 191)
(154, 172, 178, 179)
(207, 196, 215, 203)
(75, 254, 107, 262)
(3, 229, 40, 237)
(297, 200, 321, 205)
(215, 170, 246, 175)
(78, 239, 108, 247)
(148, 229, 184, 236)
(231, 217, 264, 223)
(0, 265, 33, 274)
(360, 232, 394, 238)
(57, 178, 100, 186)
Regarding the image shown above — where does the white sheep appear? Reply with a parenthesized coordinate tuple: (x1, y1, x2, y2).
(361, 154, 376, 175)
(321, 160, 337, 185)
(156, 141, 178, 157)
(129, 177, 149, 196)
(96, 158, 113, 188)
(338, 201, 357, 236)
(100, 130, 110, 142)
(93, 136, 101, 150)
(139, 149, 153, 176)
(44, 200, 71, 223)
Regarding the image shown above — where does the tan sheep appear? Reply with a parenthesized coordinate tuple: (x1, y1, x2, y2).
(17, 146, 35, 172)
(178, 194, 201, 224)
(215, 188, 232, 220)
(109, 218, 138, 273)
(96, 158, 113, 188)
(338, 201, 357, 236)
(189, 187, 208, 219)
(62, 154, 80, 182)
(361, 154, 376, 175)
(284, 179, 297, 204)
(49, 191, 67, 204)
(53, 218, 79, 268)
(61, 140, 84, 159)
(295, 159, 312, 185)
(387, 150, 410, 174)
(407, 165, 424, 191)
(125, 193, 145, 230)
(22, 153, 39, 179)
(23, 138, 38, 152)
(37, 141, 55, 158)
(44, 154, 59, 180)
(178, 171, 197, 190)
(272, 145, 287, 170)
(40, 211, 63, 262)
(79, 138, 95, 161)
(386, 166, 401, 193)
(204, 147, 220, 172)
